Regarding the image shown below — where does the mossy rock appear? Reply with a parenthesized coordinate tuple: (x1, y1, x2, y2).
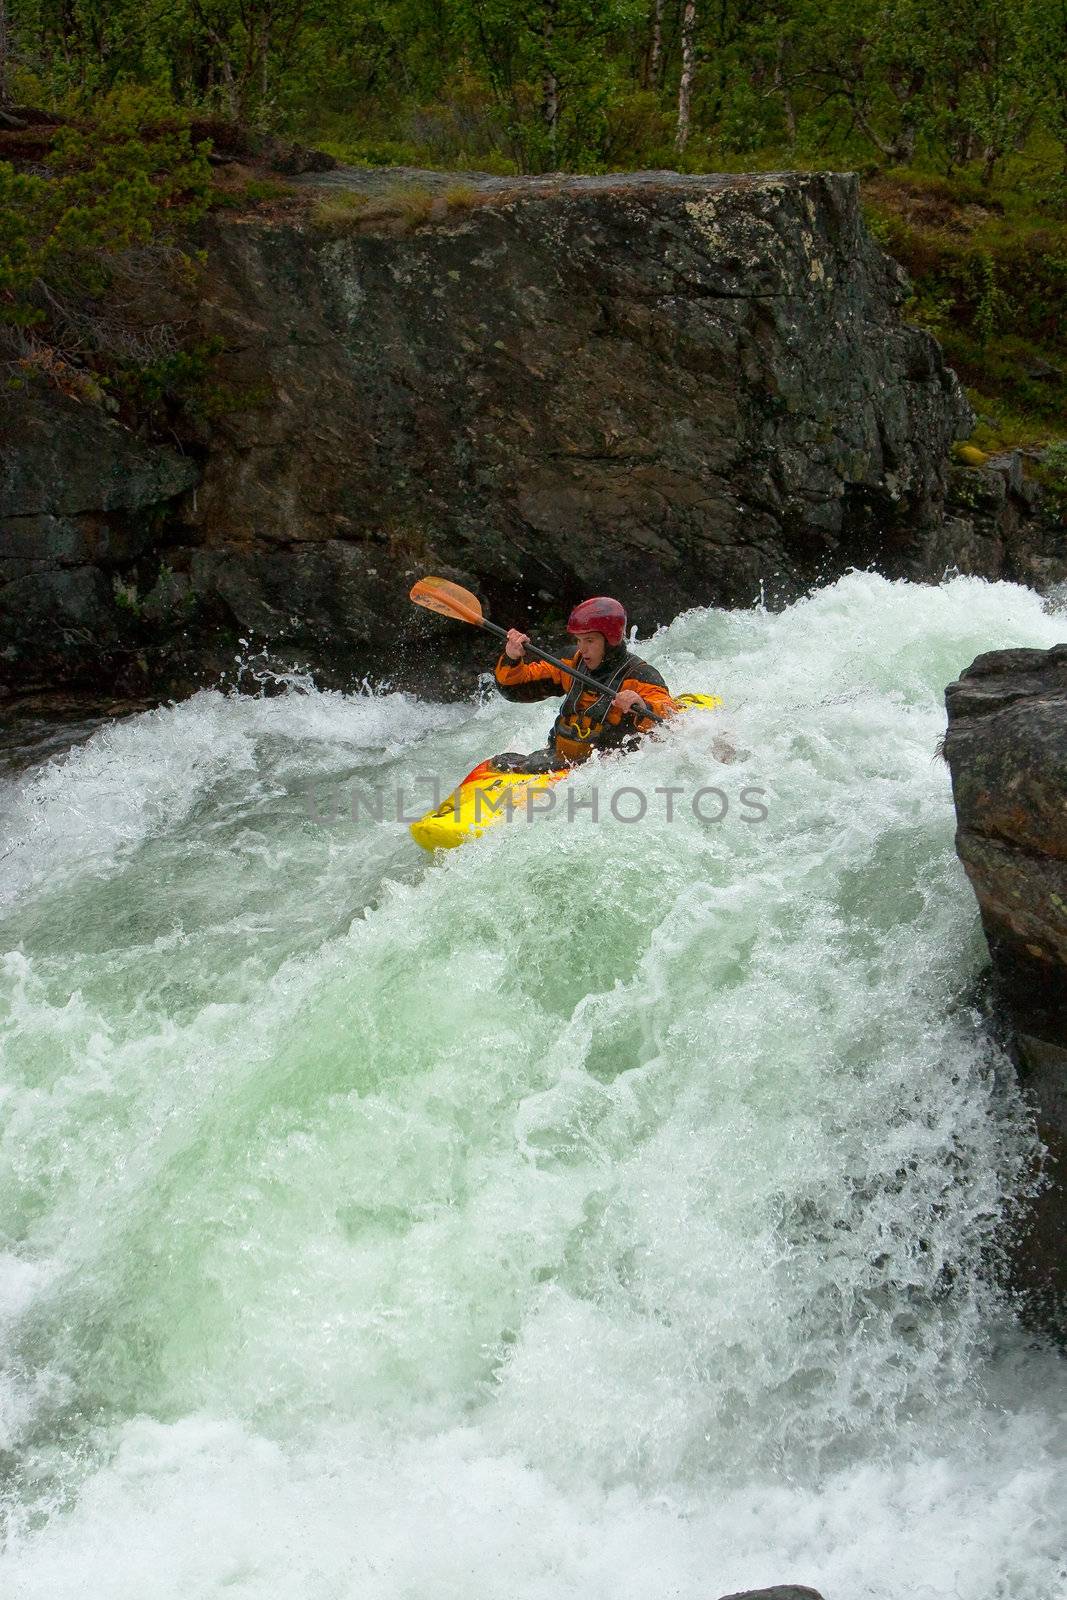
(954, 443, 991, 467)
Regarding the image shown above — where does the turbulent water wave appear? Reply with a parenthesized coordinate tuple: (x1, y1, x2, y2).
(0, 573, 1065, 1600)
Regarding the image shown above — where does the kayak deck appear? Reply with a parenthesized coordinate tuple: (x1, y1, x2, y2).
(409, 692, 723, 852)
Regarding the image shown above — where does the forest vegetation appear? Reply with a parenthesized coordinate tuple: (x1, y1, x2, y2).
(1, 0, 1065, 452)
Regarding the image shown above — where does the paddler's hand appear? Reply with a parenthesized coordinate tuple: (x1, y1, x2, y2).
(613, 689, 647, 717)
(504, 629, 530, 661)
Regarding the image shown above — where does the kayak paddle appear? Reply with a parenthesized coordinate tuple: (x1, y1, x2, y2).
(409, 576, 665, 723)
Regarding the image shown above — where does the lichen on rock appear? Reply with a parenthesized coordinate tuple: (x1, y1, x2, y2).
(1, 166, 983, 700)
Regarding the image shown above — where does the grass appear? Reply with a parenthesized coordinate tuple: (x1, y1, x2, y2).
(441, 182, 480, 209)
(388, 186, 435, 226)
(308, 180, 487, 234)
(241, 177, 298, 204)
(308, 189, 371, 231)
(308, 185, 435, 232)
(208, 171, 300, 213)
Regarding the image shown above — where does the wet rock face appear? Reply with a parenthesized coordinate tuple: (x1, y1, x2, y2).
(0, 380, 200, 697)
(904, 451, 1067, 589)
(715, 1589, 825, 1600)
(185, 170, 969, 631)
(943, 645, 1067, 1337)
(2, 169, 973, 699)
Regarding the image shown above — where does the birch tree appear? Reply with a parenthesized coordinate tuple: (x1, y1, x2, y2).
(676, 0, 696, 153)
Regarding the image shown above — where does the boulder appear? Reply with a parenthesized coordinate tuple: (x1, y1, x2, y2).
(1, 167, 982, 699)
(943, 645, 1067, 1336)
(183, 168, 971, 639)
(715, 1588, 825, 1600)
(0, 379, 198, 519)
(903, 452, 1067, 590)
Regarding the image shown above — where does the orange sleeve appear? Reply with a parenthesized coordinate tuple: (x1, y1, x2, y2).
(494, 652, 575, 702)
(632, 679, 679, 717)
(606, 672, 679, 729)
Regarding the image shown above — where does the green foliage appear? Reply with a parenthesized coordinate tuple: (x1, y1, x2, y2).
(4, 0, 1066, 449)
(864, 169, 1067, 449)
(964, 251, 1013, 348)
(207, 175, 298, 213)
(967, 391, 1063, 453)
(112, 339, 223, 419)
(862, 208, 893, 247)
(1031, 440, 1067, 508)
(110, 337, 275, 428)
(0, 86, 211, 336)
(7, 0, 1067, 184)
(112, 575, 143, 614)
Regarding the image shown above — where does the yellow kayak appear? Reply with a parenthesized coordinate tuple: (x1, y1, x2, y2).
(410, 692, 723, 851)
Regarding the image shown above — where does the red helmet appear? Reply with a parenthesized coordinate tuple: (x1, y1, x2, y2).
(567, 596, 627, 647)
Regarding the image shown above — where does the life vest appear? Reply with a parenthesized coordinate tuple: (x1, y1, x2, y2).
(493, 641, 677, 762)
(552, 653, 640, 762)
(556, 649, 671, 761)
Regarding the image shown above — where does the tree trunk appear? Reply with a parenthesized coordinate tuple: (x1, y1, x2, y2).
(896, 125, 917, 163)
(676, 0, 696, 155)
(774, 34, 796, 149)
(192, 0, 241, 119)
(0, 0, 10, 109)
(851, 94, 896, 164)
(542, 0, 558, 161)
(260, 21, 271, 106)
(220, 53, 239, 120)
(648, 0, 664, 90)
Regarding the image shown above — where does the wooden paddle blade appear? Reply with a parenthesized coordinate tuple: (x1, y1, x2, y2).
(409, 576, 485, 627)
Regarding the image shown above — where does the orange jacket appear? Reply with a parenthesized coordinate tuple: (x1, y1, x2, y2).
(494, 643, 677, 763)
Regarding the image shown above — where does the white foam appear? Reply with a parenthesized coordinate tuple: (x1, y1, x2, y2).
(1, 574, 1065, 1598)
(3, 1404, 1065, 1600)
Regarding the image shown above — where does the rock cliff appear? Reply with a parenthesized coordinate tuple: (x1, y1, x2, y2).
(0, 381, 200, 698)
(181, 168, 972, 632)
(2, 167, 979, 701)
(943, 645, 1067, 1337)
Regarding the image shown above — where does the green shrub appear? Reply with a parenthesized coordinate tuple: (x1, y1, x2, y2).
(1027, 455, 1067, 518)
(111, 338, 274, 428)
(1036, 441, 1067, 503)
(241, 178, 297, 204)
(0, 86, 211, 343)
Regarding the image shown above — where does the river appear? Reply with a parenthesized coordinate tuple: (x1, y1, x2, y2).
(1, 571, 1065, 1599)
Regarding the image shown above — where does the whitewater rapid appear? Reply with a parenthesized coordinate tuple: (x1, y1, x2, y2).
(0, 573, 1065, 1600)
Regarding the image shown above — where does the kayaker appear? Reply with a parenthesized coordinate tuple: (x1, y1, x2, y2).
(493, 596, 677, 768)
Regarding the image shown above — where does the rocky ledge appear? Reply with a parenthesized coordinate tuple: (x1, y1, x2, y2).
(715, 1589, 824, 1600)
(943, 645, 1067, 1337)
(3, 166, 978, 702)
